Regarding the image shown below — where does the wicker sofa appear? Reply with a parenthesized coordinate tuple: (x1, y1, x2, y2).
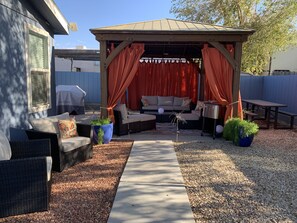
(113, 104, 156, 136)
(140, 96, 195, 113)
(0, 137, 52, 217)
(26, 112, 93, 172)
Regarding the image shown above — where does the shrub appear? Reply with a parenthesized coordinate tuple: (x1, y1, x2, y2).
(223, 118, 241, 141)
(223, 118, 259, 145)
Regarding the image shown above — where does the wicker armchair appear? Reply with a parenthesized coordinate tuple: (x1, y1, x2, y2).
(0, 139, 52, 218)
(26, 123, 93, 172)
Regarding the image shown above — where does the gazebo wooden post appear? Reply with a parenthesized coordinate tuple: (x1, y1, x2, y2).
(100, 40, 108, 118)
(232, 42, 243, 117)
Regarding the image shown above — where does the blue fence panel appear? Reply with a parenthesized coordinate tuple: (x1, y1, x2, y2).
(240, 76, 264, 100)
(55, 71, 101, 104)
(263, 75, 297, 113)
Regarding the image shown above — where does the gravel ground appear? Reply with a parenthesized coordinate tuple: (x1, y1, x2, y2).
(0, 140, 133, 223)
(1, 128, 297, 223)
(175, 129, 297, 222)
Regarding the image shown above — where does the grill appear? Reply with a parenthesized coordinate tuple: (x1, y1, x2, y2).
(203, 102, 220, 119)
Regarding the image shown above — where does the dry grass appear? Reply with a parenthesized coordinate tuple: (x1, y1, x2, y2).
(0, 140, 133, 223)
(175, 129, 297, 222)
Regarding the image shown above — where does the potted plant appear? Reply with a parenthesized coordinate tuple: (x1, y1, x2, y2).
(223, 118, 259, 147)
(90, 117, 113, 144)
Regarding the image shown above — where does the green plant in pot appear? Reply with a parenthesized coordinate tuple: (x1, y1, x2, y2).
(223, 118, 259, 147)
(90, 117, 113, 144)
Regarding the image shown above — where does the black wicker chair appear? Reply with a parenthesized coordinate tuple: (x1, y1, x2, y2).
(0, 139, 52, 218)
(26, 123, 93, 172)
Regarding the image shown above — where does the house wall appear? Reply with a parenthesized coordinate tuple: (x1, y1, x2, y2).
(0, 0, 56, 139)
(55, 58, 100, 72)
(270, 47, 297, 73)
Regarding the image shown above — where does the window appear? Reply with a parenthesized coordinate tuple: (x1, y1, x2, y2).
(26, 25, 51, 112)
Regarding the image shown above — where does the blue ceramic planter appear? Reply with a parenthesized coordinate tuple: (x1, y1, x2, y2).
(238, 135, 254, 147)
(237, 127, 255, 147)
(93, 123, 113, 144)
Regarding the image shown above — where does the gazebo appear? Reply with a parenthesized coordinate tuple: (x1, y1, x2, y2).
(90, 18, 254, 119)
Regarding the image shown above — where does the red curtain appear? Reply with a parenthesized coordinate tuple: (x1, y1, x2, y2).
(202, 44, 243, 121)
(107, 43, 144, 119)
(127, 61, 199, 110)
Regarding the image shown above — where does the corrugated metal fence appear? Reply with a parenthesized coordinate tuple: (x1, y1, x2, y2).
(55, 71, 101, 104)
(55, 71, 297, 114)
(240, 75, 297, 114)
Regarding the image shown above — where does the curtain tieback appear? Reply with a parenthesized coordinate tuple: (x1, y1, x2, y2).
(226, 101, 239, 107)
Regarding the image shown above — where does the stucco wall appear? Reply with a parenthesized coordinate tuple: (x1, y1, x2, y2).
(0, 0, 56, 139)
(271, 47, 297, 73)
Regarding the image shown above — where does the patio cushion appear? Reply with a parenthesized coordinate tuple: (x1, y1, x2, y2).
(29, 112, 70, 134)
(173, 97, 188, 106)
(58, 118, 78, 139)
(61, 136, 91, 153)
(114, 104, 128, 120)
(158, 105, 174, 111)
(142, 105, 159, 110)
(179, 113, 200, 121)
(46, 156, 52, 181)
(0, 132, 11, 161)
(158, 96, 174, 106)
(142, 96, 158, 105)
(173, 105, 190, 111)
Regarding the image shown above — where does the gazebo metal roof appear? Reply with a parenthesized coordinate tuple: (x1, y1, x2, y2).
(91, 18, 252, 34)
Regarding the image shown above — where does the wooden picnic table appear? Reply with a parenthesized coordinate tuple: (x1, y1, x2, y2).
(242, 99, 287, 129)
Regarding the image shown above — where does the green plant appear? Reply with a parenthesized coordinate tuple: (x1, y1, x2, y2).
(223, 118, 241, 141)
(90, 117, 111, 126)
(223, 118, 259, 145)
(91, 118, 111, 145)
(97, 128, 104, 145)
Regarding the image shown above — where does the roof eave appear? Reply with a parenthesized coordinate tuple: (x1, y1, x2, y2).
(90, 29, 255, 36)
(29, 0, 69, 35)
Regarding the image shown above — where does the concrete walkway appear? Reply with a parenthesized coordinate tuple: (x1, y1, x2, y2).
(108, 140, 195, 223)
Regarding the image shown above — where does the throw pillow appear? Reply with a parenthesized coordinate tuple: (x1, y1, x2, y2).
(58, 118, 78, 139)
(0, 131, 11, 160)
(195, 101, 205, 111)
(182, 98, 191, 107)
(141, 98, 149, 106)
(114, 104, 128, 120)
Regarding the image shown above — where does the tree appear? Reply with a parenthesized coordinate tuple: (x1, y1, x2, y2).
(171, 0, 297, 74)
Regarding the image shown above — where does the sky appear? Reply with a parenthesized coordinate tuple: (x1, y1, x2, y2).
(54, 0, 175, 49)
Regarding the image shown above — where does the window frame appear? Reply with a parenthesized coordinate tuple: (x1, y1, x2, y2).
(25, 24, 51, 113)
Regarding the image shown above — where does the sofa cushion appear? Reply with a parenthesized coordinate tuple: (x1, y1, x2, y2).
(29, 112, 70, 134)
(114, 104, 128, 120)
(158, 96, 174, 106)
(58, 118, 78, 139)
(139, 114, 156, 122)
(142, 105, 159, 110)
(173, 97, 189, 106)
(142, 96, 158, 105)
(46, 156, 52, 181)
(0, 132, 11, 161)
(179, 113, 200, 121)
(61, 136, 91, 153)
(158, 105, 174, 111)
(129, 114, 156, 122)
(173, 106, 190, 111)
